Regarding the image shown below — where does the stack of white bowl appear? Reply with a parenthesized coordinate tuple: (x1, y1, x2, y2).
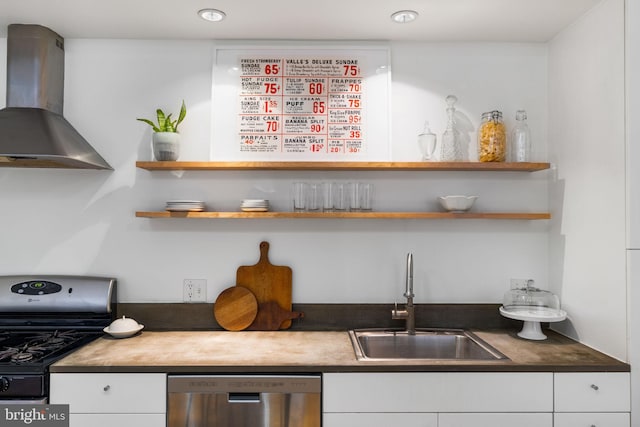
(241, 199, 269, 212)
(165, 200, 205, 212)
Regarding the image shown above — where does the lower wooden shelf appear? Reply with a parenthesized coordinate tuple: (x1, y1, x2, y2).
(135, 211, 551, 220)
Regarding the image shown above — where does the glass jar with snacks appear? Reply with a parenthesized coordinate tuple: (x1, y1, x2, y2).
(478, 110, 506, 162)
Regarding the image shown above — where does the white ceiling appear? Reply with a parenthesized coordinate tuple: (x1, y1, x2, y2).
(0, 0, 602, 42)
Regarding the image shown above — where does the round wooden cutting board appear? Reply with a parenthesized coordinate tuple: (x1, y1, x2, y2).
(213, 286, 258, 331)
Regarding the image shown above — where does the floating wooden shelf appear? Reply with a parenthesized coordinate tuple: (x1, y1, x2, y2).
(136, 161, 550, 172)
(136, 211, 551, 220)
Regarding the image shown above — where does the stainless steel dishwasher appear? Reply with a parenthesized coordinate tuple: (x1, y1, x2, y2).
(167, 374, 321, 427)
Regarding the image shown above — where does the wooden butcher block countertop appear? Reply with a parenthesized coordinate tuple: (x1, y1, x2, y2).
(51, 329, 629, 373)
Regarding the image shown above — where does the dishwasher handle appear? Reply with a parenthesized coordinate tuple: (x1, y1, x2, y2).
(228, 392, 261, 403)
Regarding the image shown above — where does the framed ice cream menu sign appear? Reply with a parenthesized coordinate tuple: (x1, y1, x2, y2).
(210, 43, 391, 161)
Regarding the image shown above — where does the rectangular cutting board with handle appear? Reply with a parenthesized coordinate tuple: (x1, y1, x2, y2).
(236, 241, 293, 329)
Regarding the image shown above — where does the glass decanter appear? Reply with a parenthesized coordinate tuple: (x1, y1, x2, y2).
(417, 121, 437, 161)
(440, 95, 463, 161)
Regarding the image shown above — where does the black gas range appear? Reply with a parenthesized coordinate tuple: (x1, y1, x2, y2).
(0, 275, 117, 403)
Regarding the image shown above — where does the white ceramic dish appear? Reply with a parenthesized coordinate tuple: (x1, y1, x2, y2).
(438, 195, 478, 212)
(103, 316, 145, 338)
(103, 324, 144, 338)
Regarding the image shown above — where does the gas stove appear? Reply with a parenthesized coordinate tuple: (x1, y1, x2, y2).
(0, 276, 116, 403)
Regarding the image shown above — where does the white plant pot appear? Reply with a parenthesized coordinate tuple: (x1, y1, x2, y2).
(152, 132, 180, 161)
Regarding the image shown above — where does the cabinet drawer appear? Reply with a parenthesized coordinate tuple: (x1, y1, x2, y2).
(554, 373, 630, 412)
(439, 413, 552, 427)
(323, 413, 436, 427)
(554, 412, 630, 427)
(323, 372, 552, 413)
(70, 414, 166, 427)
(50, 373, 166, 413)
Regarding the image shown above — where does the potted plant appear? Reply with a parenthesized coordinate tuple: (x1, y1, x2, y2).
(137, 101, 187, 161)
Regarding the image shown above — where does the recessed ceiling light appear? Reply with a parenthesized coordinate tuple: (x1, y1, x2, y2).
(391, 10, 418, 24)
(198, 9, 226, 22)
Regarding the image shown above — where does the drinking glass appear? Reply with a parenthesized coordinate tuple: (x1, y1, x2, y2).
(322, 182, 335, 212)
(333, 183, 349, 211)
(307, 183, 323, 211)
(292, 182, 307, 212)
(359, 183, 374, 211)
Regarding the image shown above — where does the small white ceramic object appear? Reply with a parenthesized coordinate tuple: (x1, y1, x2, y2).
(438, 195, 478, 212)
(103, 316, 144, 338)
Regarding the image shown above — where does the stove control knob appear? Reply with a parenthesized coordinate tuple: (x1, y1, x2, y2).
(0, 377, 9, 392)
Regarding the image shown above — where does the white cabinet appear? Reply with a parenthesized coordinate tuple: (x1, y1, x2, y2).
(324, 372, 631, 427)
(554, 372, 630, 427)
(554, 412, 630, 427)
(323, 372, 553, 427)
(67, 414, 166, 427)
(554, 372, 630, 412)
(50, 373, 166, 427)
(439, 413, 552, 427)
(324, 413, 437, 427)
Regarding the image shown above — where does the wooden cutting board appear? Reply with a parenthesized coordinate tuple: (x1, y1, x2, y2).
(213, 286, 258, 331)
(247, 301, 304, 331)
(236, 241, 293, 329)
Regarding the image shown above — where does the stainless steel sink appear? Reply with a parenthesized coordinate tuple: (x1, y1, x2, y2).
(349, 328, 508, 361)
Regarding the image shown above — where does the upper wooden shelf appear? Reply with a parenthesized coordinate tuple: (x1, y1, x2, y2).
(136, 211, 551, 220)
(135, 161, 551, 172)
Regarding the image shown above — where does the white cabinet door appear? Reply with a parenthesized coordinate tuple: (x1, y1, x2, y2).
(439, 413, 552, 427)
(70, 414, 166, 427)
(554, 372, 630, 412)
(324, 413, 437, 427)
(323, 372, 552, 413)
(50, 373, 166, 413)
(554, 412, 630, 427)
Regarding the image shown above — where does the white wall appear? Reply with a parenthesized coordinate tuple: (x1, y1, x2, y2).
(0, 39, 550, 308)
(626, 0, 640, 423)
(547, 0, 626, 360)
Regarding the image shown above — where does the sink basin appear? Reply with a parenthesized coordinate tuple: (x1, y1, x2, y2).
(349, 328, 508, 361)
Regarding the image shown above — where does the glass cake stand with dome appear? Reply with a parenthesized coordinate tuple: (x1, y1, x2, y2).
(499, 280, 567, 340)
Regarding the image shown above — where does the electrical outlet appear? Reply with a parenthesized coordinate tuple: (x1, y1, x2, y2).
(183, 279, 207, 303)
(510, 278, 533, 289)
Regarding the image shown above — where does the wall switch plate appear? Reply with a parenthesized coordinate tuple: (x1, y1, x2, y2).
(183, 279, 207, 302)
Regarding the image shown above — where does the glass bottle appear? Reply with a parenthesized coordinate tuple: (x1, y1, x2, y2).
(510, 110, 531, 162)
(417, 121, 437, 161)
(440, 95, 463, 161)
(478, 110, 506, 162)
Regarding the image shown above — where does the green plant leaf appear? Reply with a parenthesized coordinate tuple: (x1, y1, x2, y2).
(176, 100, 187, 130)
(156, 109, 167, 131)
(136, 118, 160, 133)
(163, 113, 174, 132)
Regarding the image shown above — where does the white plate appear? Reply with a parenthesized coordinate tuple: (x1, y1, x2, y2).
(166, 200, 204, 204)
(103, 324, 144, 338)
(241, 207, 269, 212)
(166, 207, 205, 212)
(241, 200, 269, 207)
(499, 306, 567, 322)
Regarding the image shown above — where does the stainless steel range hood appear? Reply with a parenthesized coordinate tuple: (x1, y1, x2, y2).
(0, 24, 112, 170)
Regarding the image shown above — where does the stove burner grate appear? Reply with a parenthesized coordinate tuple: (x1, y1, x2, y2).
(0, 330, 88, 365)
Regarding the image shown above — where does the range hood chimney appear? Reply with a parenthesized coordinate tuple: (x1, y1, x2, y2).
(0, 24, 112, 170)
